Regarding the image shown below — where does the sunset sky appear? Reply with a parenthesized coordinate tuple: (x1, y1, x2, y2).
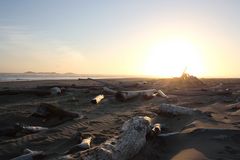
(0, 0, 240, 78)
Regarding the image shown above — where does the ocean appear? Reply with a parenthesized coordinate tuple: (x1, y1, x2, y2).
(0, 73, 126, 82)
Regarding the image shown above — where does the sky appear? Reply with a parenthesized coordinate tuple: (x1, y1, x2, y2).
(0, 0, 240, 78)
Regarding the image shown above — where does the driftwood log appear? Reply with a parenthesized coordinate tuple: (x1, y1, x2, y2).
(103, 87, 118, 95)
(66, 137, 92, 155)
(116, 89, 168, 101)
(91, 95, 104, 104)
(31, 103, 79, 119)
(11, 149, 46, 160)
(150, 103, 201, 116)
(78, 116, 152, 160)
(103, 87, 167, 101)
(21, 125, 49, 133)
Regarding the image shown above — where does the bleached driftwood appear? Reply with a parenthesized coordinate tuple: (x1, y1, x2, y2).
(65, 137, 92, 155)
(102, 87, 167, 101)
(79, 116, 152, 160)
(91, 95, 104, 104)
(116, 89, 167, 101)
(152, 123, 161, 135)
(21, 125, 48, 133)
(157, 90, 168, 98)
(31, 103, 79, 119)
(151, 103, 201, 116)
(11, 148, 46, 160)
(103, 87, 118, 94)
(50, 87, 61, 95)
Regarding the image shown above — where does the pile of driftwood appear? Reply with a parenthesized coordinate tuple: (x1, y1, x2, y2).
(58, 104, 201, 160)
(0, 78, 168, 105)
(170, 71, 206, 88)
(10, 103, 202, 160)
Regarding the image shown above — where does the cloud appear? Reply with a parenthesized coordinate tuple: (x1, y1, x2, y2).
(0, 25, 86, 73)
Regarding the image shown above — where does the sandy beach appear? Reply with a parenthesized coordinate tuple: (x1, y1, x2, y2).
(0, 78, 239, 160)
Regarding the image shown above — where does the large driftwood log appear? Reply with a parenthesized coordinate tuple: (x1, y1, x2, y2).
(116, 89, 168, 101)
(115, 89, 156, 101)
(21, 125, 49, 133)
(102, 87, 168, 101)
(31, 103, 79, 119)
(103, 87, 118, 95)
(79, 116, 152, 160)
(11, 149, 46, 160)
(151, 103, 201, 116)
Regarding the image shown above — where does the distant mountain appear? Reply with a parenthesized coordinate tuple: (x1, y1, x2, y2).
(24, 71, 58, 74)
(24, 71, 35, 74)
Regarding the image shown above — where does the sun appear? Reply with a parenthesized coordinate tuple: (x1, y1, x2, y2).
(143, 38, 204, 77)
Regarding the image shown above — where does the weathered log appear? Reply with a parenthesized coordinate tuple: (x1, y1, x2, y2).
(50, 87, 61, 95)
(66, 137, 92, 155)
(157, 90, 168, 98)
(103, 87, 167, 101)
(103, 87, 118, 94)
(151, 103, 201, 116)
(79, 116, 152, 160)
(11, 148, 46, 160)
(91, 95, 104, 104)
(116, 89, 158, 101)
(21, 125, 49, 133)
(31, 103, 79, 119)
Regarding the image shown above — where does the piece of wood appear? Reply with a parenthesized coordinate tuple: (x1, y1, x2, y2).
(103, 87, 168, 101)
(116, 89, 158, 101)
(65, 137, 92, 155)
(31, 103, 79, 119)
(79, 116, 152, 160)
(152, 123, 161, 135)
(50, 87, 61, 95)
(11, 149, 46, 160)
(91, 95, 104, 104)
(151, 103, 201, 116)
(21, 125, 49, 133)
(103, 87, 118, 94)
(156, 90, 168, 98)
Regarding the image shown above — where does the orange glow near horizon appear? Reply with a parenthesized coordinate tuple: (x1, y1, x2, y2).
(142, 38, 205, 78)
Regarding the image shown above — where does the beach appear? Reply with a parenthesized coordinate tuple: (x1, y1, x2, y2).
(0, 78, 239, 160)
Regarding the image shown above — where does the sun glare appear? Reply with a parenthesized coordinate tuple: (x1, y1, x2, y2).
(143, 38, 204, 77)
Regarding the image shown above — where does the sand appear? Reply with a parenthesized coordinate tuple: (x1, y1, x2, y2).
(0, 78, 239, 159)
